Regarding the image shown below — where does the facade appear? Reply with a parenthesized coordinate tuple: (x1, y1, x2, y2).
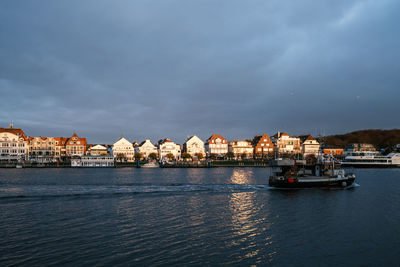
(65, 133, 87, 157)
(205, 134, 228, 157)
(158, 138, 181, 160)
(299, 135, 320, 157)
(228, 140, 253, 159)
(137, 139, 158, 158)
(28, 137, 57, 162)
(253, 134, 274, 158)
(87, 144, 109, 156)
(183, 135, 205, 157)
(323, 147, 344, 156)
(344, 143, 377, 156)
(112, 137, 135, 162)
(271, 132, 300, 155)
(53, 137, 68, 159)
(0, 124, 28, 160)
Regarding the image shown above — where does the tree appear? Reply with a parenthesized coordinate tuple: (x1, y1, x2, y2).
(182, 152, 191, 160)
(166, 153, 175, 160)
(195, 153, 204, 160)
(134, 152, 143, 161)
(241, 153, 247, 160)
(226, 152, 234, 160)
(149, 152, 158, 160)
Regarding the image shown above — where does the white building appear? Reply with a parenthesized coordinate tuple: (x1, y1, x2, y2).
(0, 124, 28, 160)
(158, 139, 181, 161)
(299, 135, 320, 157)
(87, 144, 109, 156)
(271, 132, 301, 155)
(112, 137, 135, 162)
(136, 139, 158, 159)
(183, 135, 205, 158)
(205, 134, 228, 157)
(228, 140, 253, 159)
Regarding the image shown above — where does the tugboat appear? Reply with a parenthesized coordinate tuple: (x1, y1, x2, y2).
(269, 156, 356, 189)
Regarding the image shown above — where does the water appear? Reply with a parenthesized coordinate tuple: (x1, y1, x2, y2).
(0, 168, 399, 266)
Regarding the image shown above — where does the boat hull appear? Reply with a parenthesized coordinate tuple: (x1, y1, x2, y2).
(269, 175, 356, 189)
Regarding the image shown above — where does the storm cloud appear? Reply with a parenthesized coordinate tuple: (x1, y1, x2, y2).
(1, 0, 399, 144)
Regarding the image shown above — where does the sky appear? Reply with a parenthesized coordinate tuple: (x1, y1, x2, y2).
(1, 0, 399, 144)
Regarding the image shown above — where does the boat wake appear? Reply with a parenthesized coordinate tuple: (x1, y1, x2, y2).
(0, 184, 272, 199)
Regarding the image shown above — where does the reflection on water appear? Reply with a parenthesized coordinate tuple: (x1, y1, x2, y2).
(229, 190, 275, 263)
(230, 169, 253, 184)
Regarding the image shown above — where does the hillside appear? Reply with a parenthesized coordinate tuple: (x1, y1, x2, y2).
(321, 129, 400, 150)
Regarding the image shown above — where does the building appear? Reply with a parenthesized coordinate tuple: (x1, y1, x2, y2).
(299, 135, 320, 157)
(28, 137, 57, 162)
(136, 139, 158, 159)
(65, 133, 87, 157)
(344, 143, 377, 156)
(158, 138, 181, 160)
(228, 140, 253, 159)
(183, 135, 205, 158)
(205, 134, 228, 157)
(53, 137, 68, 159)
(323, 146, 344, 156)
(253, 134, 274, 158)
(112, 137, 135, 162)
(0, 124, 28, 160)
(271, 132, 300, 155)
(87, 144, 109, 156)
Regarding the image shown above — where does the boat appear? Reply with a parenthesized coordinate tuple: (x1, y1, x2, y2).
(341, 152, 400, 168)
(141, 161, 159, 168)
(71, 156, 115, 168)
(269, 157, 356, 188)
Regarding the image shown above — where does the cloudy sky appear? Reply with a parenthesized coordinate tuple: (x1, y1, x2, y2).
(1, 0, 399, 144)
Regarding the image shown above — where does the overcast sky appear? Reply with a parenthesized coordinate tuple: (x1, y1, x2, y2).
(1, 0, 399, 144)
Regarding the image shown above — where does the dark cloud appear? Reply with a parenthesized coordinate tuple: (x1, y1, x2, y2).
(1, 0, 399, 144)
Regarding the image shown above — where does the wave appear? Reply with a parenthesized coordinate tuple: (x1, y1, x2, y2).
(0, 184, 271, 199)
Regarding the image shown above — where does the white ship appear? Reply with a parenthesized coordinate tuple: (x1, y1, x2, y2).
(341, 152, 400, 167)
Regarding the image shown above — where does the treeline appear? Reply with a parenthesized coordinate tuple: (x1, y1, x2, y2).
(321, 129, 400, 150)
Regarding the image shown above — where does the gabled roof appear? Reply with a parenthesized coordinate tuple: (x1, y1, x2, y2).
(0, 126, 28, 140)
(206, 134, 227, 144)
(89, 144, 107, 150)
(299, 134, 316, 143)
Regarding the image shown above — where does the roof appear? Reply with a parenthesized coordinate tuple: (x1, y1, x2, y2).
(0, 126, 28, 140)
(299, 134, 316, 143)
(206, 134, 227, 144)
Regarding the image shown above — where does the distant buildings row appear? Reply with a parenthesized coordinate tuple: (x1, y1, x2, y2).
(1, 124, 372, 162)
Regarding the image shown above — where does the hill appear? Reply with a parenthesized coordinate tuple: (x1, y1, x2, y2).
(321, 129, 400, 150)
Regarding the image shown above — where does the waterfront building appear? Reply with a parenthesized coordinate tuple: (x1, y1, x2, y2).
(205, 134, 228, 157)
(136, 139, 158, 158)
(0, 124, 28, 160)
(253, 134, 274, 158)
(28, 137, 57, 163)
(65, 133, 87, 157)
(112, 137, 135, 162)
(344, 143, 377, 156)
(87, 144, 109, 156)
(228, 140, 253, 159)
(299, 135, 320, 157)
(158, 138, 181, 161)
(323, 146, 344, 156)
(183, 135, 205, 158)
(71, 155, 114, 167)
(53, 137, 68, 159)
(271, 132, 300, 155)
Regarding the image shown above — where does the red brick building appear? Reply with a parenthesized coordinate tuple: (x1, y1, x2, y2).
(253, 134, 274, 158)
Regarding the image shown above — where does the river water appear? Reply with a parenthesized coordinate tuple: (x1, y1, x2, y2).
(0, 168, 399, 266)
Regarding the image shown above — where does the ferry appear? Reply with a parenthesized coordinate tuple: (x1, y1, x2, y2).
(341, 152, 400, 168)
(71, 156, 115, 168)
(141, 161, 159, 168)
(269, 158, 356, 189)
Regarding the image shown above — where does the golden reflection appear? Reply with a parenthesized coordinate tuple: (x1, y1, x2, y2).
(229, 190, 276, 263)
(230, 169, 253, 184)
